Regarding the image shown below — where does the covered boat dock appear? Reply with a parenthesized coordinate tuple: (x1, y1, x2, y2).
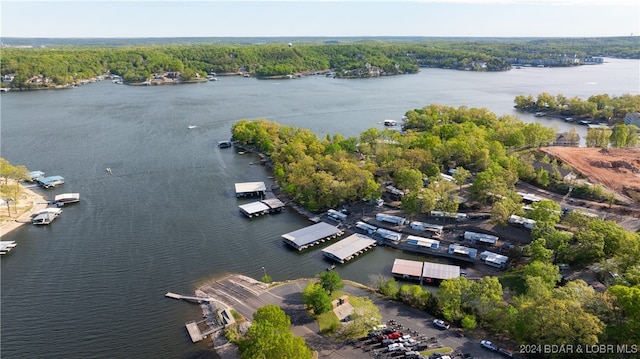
(281, 222, 343, 251)
(391, 258, 424, 281)
(238, 198, 286, 218)
(235, 182, 266, 197)
(322, 233, 377, 264)
(422, 261, 460, 283)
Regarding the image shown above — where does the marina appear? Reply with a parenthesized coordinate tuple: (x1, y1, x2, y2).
(321, 233, 377, 264)
(281, 222, 344, 251)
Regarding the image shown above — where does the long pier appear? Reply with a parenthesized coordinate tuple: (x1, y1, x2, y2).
(165, 292, 216, 303)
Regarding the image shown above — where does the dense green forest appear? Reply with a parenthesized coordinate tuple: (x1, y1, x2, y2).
(514, 92, 640, 123)
(230, 105, 640, 356)
(2, 37, 637, 87)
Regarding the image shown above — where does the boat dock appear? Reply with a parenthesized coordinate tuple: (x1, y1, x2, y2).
(321, 233, 377, 264)
(165, 292, 215, 303)
(184, 320, 219, 343)
(238, 198, 285, 218)
(281, 222, 344, 251)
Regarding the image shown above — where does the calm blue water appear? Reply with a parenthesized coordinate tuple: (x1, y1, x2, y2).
(1, 58, 638, 358)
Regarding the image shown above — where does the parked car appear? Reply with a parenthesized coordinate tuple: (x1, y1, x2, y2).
(433, 319, 450, 330)
(387, 343, 404, 352)
(481, 340, 498, 351)
(387, 331, 402, 339)
(381, 338, 395, 346)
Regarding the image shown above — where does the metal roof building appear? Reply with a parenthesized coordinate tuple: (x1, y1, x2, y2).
(235, 182, 266, 197)
(239, 201, 271, 217)
(281, 222, 343, 251)
(261, 198, 285, 211)
(391, 258, 424, 280)
(422, 261, 460, 281)
(239, 198, 286, 217)
(322, 233, 377, 263)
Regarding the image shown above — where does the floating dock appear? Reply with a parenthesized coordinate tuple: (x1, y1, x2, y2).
(281, 222, 343, 251)
(322, 233, 377, 264)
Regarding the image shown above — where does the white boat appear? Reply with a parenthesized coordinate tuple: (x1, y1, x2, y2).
(0, 241, 17, 255)
(383, 119, 397, 126)
(188, 125, 197, 129)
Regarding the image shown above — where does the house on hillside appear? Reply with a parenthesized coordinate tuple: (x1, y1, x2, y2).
(553, 131, 580, 147)
(532, 160, 576, 182)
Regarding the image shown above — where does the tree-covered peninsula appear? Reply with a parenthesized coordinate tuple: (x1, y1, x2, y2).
(2, 36, 637, 88)
(230, 105, 640, 354)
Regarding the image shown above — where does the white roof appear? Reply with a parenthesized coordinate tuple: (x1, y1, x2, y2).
(322, 233, 377, 262)
(54, 193, 80, 201)
(0, 241, 17, 252)
(282, 222, 342, 248)
(235, 182, 266, 193)
(422, 261, 460, 280)
(239, 201, 270, 215)
(37, 207, 63, 215)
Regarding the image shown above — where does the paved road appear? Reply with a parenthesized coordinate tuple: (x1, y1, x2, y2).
(199, 275, 510, 359)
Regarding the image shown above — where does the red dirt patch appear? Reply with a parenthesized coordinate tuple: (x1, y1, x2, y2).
(540, 147, 640, 200)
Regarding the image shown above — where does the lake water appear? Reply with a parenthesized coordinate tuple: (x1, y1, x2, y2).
(1, 58, 638, 358)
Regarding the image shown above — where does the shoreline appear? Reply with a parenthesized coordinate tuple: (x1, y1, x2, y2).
(0, 183, 49, 237)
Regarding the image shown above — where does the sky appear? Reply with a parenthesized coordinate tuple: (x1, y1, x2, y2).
(1, 0, 639, 38)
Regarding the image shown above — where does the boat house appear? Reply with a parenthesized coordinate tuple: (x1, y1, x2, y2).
(391, 258, 424, 281)
(422, 261, 461, 283)
(322, 233, 377, 264)
(235, 182, 266, 197)
(238, 198, 286, 218)
(54, 193, 80, 206)
(281, 222, 343, 251)
(26, 170, 45, 182)
(38, 175, 64, 189)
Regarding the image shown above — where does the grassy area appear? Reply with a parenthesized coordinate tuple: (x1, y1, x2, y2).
(317, 310, 340, 335)
(317, 291, 382, 337)
(421, 346, 454, 356)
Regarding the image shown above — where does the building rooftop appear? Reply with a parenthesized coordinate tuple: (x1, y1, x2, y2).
(322, 233, 377, 263)
(391, 258, 423, 278)
(422, 261, 460, 280)
(281, 222, 343, 250)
